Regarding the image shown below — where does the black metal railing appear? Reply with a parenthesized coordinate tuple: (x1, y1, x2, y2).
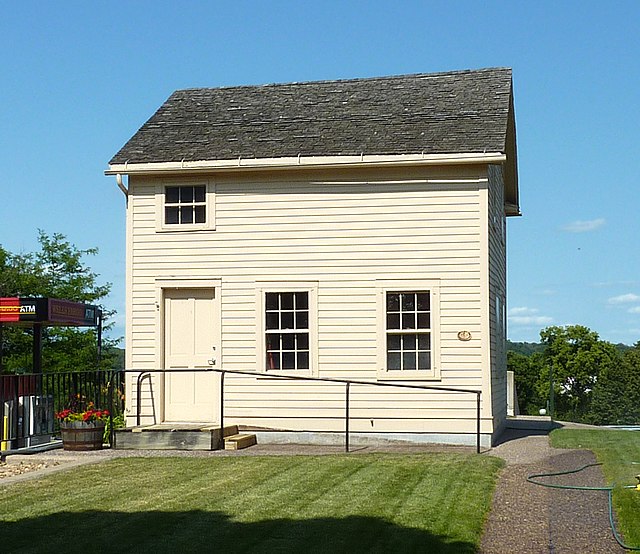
(0, 370, 125, 451)
(127, 368, 483, 453)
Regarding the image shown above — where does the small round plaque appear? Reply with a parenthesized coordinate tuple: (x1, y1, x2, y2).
(457, 330, 472, 341)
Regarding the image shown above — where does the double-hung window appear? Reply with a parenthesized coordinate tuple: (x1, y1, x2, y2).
(378, 282, 440, 380)
(263, 291, 312, 371)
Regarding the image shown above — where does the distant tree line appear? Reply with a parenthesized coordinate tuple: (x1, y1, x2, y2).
(508, 325, 640, 425)
(0, 231, 120, 373)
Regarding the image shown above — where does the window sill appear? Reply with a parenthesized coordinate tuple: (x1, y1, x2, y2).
(156, 224, 213, 233)
(377, 372, 441, 382)
(257, 370, 314, 380)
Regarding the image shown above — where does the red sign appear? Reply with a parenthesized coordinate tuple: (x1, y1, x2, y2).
(0, 298, 37, 323)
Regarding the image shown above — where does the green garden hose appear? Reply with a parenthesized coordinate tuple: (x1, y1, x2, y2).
(527, 463, 640, 551)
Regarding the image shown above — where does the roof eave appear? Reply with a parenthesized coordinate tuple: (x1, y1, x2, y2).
(105, 152, 508, 176)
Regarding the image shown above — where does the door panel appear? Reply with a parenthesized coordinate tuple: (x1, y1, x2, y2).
(164, 288, 218, 422)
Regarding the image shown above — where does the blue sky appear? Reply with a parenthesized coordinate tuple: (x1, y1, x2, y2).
(1, 1, 639, 345)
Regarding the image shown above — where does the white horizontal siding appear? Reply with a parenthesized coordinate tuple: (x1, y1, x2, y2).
(127, 167, 488, 431)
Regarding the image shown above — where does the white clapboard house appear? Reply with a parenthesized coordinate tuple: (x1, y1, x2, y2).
(106, 67, 520, 447)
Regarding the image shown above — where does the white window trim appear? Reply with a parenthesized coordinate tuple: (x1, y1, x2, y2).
(256, 281, 318, 376)
(155, 178, 216, 232)
(376, 279, 441, 381)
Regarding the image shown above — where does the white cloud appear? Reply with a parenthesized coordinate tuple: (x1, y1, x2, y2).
(629, 306, 640, 314)
(561, 218, 605, 233)
(608, 293, 640, 305)
(508, 306, 537, 316)
(508, 307, 553, 326)
(509, 315, 554, 326)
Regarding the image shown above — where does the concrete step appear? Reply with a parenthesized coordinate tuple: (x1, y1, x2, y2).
(115, 424, 239, 450)
(224, 433, 257, 450)
(506, 416, 561, 431)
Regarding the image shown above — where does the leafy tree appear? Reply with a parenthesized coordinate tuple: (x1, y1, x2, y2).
(509, 329, 638, 424)
(0, 231, 120, 373)
(506, 340, 545, 357)
(590, 342, 640, 425)
(538, 325, 620, 422)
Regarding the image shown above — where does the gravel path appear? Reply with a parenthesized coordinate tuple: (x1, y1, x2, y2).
(480, 430, 624, 553)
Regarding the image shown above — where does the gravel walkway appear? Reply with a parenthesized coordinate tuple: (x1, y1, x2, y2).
(480, 429, 624, 553)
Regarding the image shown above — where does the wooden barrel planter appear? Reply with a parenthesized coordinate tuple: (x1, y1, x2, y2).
(60, 421, 105, 451)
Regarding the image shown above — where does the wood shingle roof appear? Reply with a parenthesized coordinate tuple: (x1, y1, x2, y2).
(109, 67, 514, 165)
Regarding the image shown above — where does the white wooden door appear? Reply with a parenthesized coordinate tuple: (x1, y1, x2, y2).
(164, 288, 218, 422)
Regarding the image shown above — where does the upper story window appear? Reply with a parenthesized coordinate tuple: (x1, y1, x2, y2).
(155, 180, 215, 232)
(165, 185, 206, 225)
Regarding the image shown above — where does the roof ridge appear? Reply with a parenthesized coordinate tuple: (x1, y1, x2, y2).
(175, 67, 512, 94)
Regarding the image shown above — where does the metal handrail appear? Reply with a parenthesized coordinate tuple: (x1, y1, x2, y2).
(124, 368, 483, 453)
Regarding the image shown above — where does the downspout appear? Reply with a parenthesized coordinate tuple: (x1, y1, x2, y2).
(116, 174, 128, 197)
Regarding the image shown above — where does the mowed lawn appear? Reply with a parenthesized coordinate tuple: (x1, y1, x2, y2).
(0, 453, 503, 553)
(550, 428, 640, 549)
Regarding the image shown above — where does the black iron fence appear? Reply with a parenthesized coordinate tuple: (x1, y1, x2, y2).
(0, 370, 125, 450)
(128, 368, 483, 453)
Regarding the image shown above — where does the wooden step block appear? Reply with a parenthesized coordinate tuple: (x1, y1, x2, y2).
(224, 433, 257, 450)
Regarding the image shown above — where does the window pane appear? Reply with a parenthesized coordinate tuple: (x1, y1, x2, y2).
(387, 293, 400, 312)
(297, 352, 309, 369)
(401, 293, 415, 311)
(418, 352, 431, 370)
(165, 187, 180, 204)
(296, 311, 308, 330)
(266, 334, 280, 350)
(267, 352, 280, 370)
(387, 352, 401, 370)
(418, 334, 431, 350)
(387, 313, 400, 330)
(297, 333, 309, 350)
(295, 292, 308, 310)
(417, 312, 430, 329)
(280, 293, 294, 310)
(282, 334, 295, 350)
(282, 352, 296, 369)
(417, 293, 430, 311)
(194, 205, 206, 223)
(266, 312, 279, 330)
(402, 313, 415, 329)
(194, 185, 206, 203)
(165, 206, 179, 224)
(266, 293, 279, 311)
(180, 186, 193, 203)
(387, 334, 401, 351)
(402, 334, 416, 350)
(281, 312, 294, 329)
(181, 206, 194, 224)
(403, 352, 416, 370)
